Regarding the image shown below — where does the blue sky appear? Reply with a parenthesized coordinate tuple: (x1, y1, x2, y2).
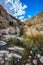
(0, 0, 43, 21)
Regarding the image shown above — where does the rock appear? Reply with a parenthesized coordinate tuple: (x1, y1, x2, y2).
(8, 46, 25, 55)
(29, 56, 32, 58)
(7, 53, 22, 58)
(33, 59, 37, 65)
(14, 58, 20, 63)
(8, 27, 15, 34)
(30, 51, 33, 54)
(0, 50, 9, 54)
(0, 41, 7, 46)
(27, 59, 31, 62)
(14, 46, 24, 51)
(39, 56, 43, 63)
(1, 60, 4, 64)
(36, 54, 41, 58)
(8, 46, 24, 51)
(25, 63, 31, 65)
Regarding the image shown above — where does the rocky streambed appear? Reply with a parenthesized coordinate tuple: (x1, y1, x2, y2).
(0, 41, 43, 65)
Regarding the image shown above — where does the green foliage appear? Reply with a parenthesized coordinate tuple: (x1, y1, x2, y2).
(8, 56, 15, 65)
(6, 34, 43, 50)
(33, 34, 43, 49)
(22, 32, 28, 38)
(20, 34, 43, 50)
(8, 38, 20, 45)
(25, 34, 43, 50)
(19, 39, 33, 49)
(20, 27, 24, 36)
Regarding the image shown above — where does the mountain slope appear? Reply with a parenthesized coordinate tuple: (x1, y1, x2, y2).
(23, 11, 43, 26)
(23, 11, 43, 37)
(0, 5, 22, 29)
(0, 5, 22, 36)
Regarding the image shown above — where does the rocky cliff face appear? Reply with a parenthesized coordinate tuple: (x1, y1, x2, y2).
(0, 5, 22, 28)
(0, 5, 22, 36)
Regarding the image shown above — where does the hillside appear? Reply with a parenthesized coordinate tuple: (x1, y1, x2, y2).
(0, 5, 22, 37)
(23, 11, 43, 37)
(23, 11, 43, 26)
(0, 5, 22, 28)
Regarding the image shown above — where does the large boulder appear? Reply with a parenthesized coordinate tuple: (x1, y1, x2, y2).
(8, 27, 15, 35)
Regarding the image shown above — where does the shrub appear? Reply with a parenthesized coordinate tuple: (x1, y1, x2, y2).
(27, 34, 43, 50)
(21, 34, 43, 50)
(8, 38, 20, 46)
(8, 56, 15, 65)
(20, 27, 24, 36)
(8, 34, 43, 50)
(34, 34, 43, 50)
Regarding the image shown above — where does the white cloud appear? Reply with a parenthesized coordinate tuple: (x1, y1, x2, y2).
(6, 0, 13, 3)
(19, 16, 24, 20)
(21, 15, 31, 21)
(19, 15, 27, 22)
(5, 0, 27, 21)
(21, 18, 27, 22)
(9, 0, 27, 16)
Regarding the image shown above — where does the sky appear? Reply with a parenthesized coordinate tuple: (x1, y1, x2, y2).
(0, 0, 43, 21)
